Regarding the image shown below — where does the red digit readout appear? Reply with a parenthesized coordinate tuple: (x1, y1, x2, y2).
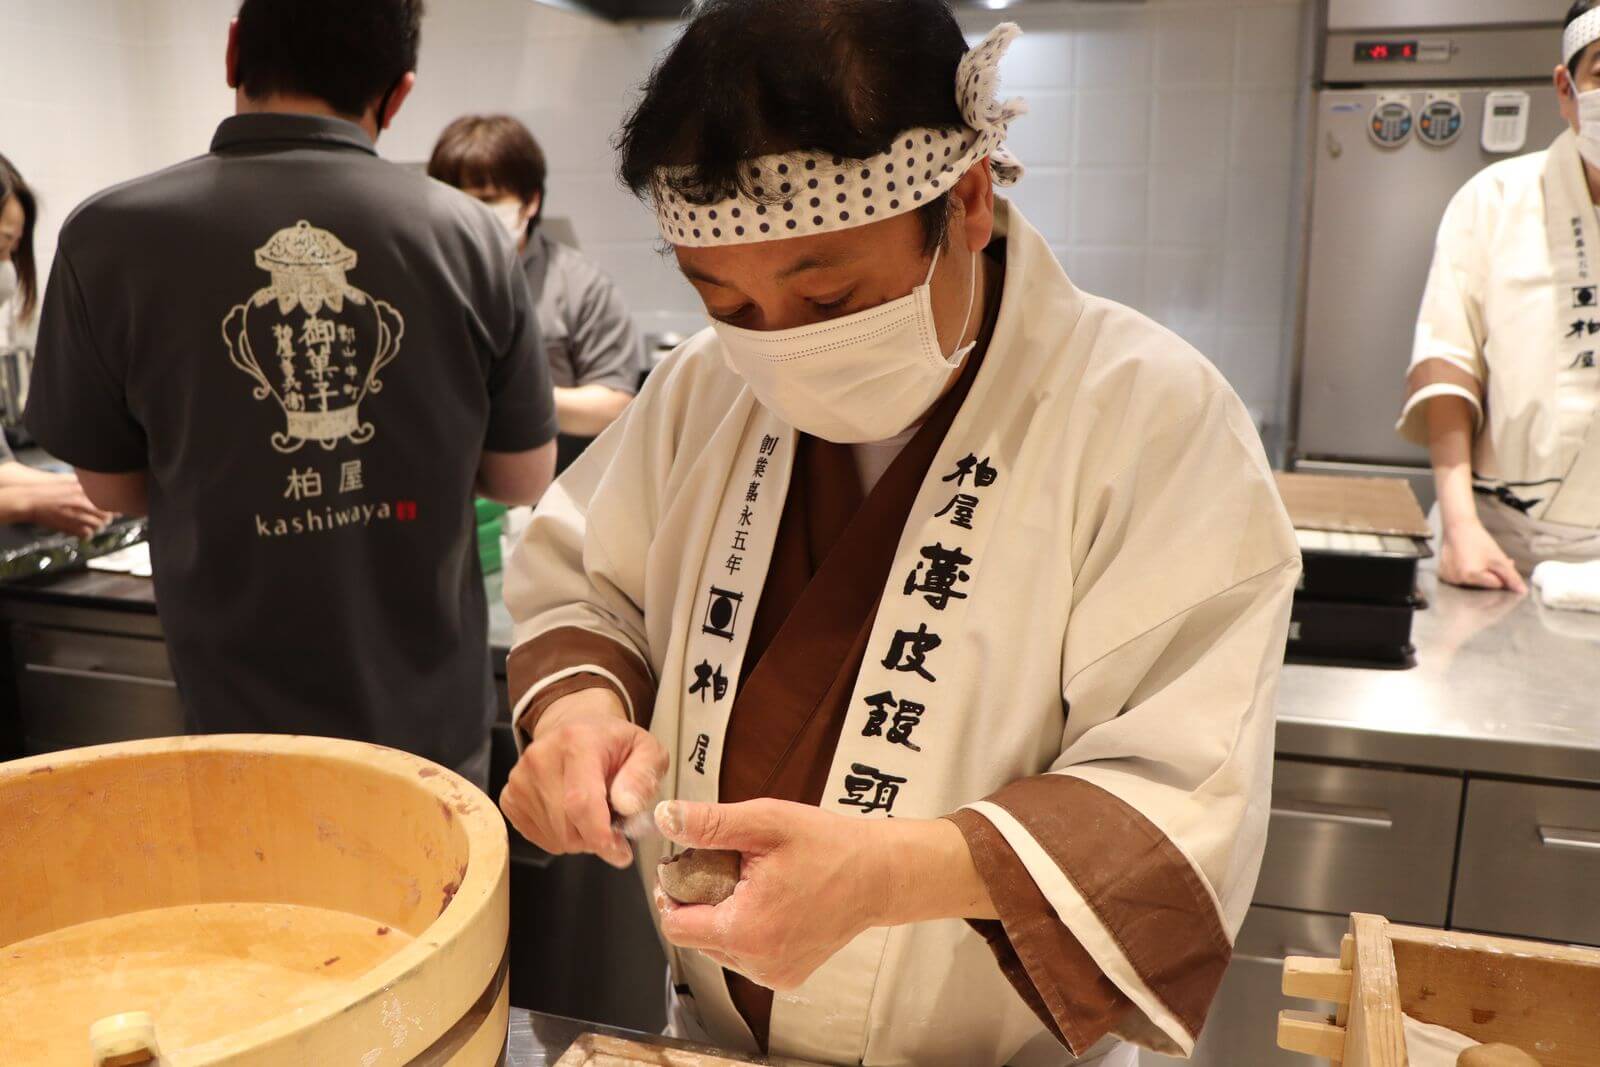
(1371, 44, 1388, 59)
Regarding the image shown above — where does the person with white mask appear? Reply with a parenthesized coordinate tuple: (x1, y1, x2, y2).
(0, 153, 112, 539)
(497, 2, 1300, 1064)
(1401, 0, 1600, 589)
(429, 116, 646, 452)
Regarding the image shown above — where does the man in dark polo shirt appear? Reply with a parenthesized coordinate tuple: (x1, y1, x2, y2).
(24, 0, 558, 787)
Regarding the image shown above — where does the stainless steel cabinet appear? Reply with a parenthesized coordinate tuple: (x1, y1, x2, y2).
(1454, 778, 1600, 947)
(1142, 907, 1350, 1067)
(1256, 760, 1463, 924)
(12, 624, 183, 754)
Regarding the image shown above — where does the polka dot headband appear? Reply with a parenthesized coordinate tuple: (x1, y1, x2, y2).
(1569, 9, 1600, 66)
(652, 22, 1028, 248)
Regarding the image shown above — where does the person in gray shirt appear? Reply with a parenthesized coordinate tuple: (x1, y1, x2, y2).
(429, 116, 646, 446)
(24, 0, 558, 788)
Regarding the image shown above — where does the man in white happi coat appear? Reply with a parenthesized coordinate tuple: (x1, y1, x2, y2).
(499, 2, 1301, 1063)
(1401, 0, 1600, 588)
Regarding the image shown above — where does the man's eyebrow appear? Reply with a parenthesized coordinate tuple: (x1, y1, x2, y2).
(680, 263, 733, 288)
(777, 253, 856, 280)
(681, 251, 859, 288)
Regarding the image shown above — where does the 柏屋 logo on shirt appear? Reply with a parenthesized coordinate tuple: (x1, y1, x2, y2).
(222, 220, 404, 454)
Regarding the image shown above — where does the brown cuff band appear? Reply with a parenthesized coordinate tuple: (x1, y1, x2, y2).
(507, 625, 657, 736)
(1404, 355, 1483, 403)
(515, 672, 622, 742)
(947, 808, 1131, 1054)
(985, 775, 1233, 1044)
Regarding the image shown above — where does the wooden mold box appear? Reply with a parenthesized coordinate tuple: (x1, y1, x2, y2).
(554, 1033, 823, 1066)
(1278, 913, 1600, 1065)
(0, 735, 510, 1066)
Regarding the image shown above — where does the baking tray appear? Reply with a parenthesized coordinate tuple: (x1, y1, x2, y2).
(1286, 595, 1418, 669)
(0, 517, 147, 582)
(1296, 528, 1431, 606)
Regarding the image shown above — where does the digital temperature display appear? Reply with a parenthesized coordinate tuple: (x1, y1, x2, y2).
(1355, 40, 1418, 63)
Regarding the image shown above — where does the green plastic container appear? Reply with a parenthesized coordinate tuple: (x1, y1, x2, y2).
(475, 499, 506, 575)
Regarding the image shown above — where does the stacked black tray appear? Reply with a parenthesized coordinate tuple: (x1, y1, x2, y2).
(1286, 527, 1429, 668)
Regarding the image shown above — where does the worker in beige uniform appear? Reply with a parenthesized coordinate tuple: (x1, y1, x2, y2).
(1402, 0, 1600, 590)
(499, 2, 1300, 1064)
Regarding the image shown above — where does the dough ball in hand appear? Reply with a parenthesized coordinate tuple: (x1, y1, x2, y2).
(1458, 1045, 1542, 1067)
(658, 848, 740, 906)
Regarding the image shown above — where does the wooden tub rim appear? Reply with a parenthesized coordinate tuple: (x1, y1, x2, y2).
(0, 734, 511, 1065)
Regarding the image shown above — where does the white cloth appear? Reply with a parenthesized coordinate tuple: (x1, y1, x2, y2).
(1403, 1013, 1478, 1067)
(506, 199, 1299, 1065)
(850, 426, 917, 495)
(1532, 558, 1600, 611)
(86, 542, 152, 578)
(1403, 131, 1600, 565)
(652, 24, 1026, 248)
(1566, 8, 1600, 65)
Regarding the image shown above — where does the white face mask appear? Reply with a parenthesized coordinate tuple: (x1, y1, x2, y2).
(0, 260, 15, 309)
(711, 245, 980, 444)
(488, 198, 528, 242)
(1572, 74, 1600, 169)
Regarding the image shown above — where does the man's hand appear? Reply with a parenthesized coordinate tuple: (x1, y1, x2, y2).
(498, 687, 668, 868)
(652, 799, 896, 991)
(17, 479, 114, 539)
(1440, 517, 1527, 594)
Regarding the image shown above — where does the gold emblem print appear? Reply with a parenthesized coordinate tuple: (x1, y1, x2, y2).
(222, 220, 404, 453)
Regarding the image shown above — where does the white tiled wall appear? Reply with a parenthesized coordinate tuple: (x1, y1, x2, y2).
(0, 0, 237, 288)
(1, 0, 1310, 434)
(959, 0, 1310, 428)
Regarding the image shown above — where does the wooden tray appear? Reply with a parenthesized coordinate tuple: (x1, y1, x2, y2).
(553, 1033, 821, 1066)
(1278, 913, 1600, 1065)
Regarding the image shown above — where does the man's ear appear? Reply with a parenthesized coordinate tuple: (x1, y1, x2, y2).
(953, 161, 996, 254)
(226, 18, 241, 90)
(377, 72, 418, 131)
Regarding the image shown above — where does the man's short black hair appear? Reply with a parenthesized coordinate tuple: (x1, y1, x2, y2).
(616, 0, 968, 254)
(1567, 0, 1600, 74)
(236, 0, 424, 119)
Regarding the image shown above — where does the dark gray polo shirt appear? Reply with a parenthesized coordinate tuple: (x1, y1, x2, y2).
(520, 230, 644, 393)
(26, 114, 558, 771)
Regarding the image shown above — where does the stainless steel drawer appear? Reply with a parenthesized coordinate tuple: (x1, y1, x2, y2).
(1454, 778, 1600, 947)
(13, 625, 183, 754)
(1143, 906, 1350, 1067)
(1255, 760, 1462, 923)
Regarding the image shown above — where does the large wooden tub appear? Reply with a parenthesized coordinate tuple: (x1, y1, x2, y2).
(0, 735, 510, 1065)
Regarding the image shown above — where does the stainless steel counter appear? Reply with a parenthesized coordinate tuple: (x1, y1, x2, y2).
(1276, 569, 1600, 783)
(4, 554, 1597, 782)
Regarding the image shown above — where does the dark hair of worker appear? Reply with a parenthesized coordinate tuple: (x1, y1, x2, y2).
(615, 0, 968, 255)
(1566, 0, 1600, 74)
(233, 0, 425, 119)
(428, 116, 549, 222)
(0, 153, 38, 323)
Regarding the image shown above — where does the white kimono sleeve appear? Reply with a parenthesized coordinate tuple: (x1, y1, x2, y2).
(502, 355, 683, 743)
(950, 385, 1300, 1057)
(1399, 178, 1491, 446)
